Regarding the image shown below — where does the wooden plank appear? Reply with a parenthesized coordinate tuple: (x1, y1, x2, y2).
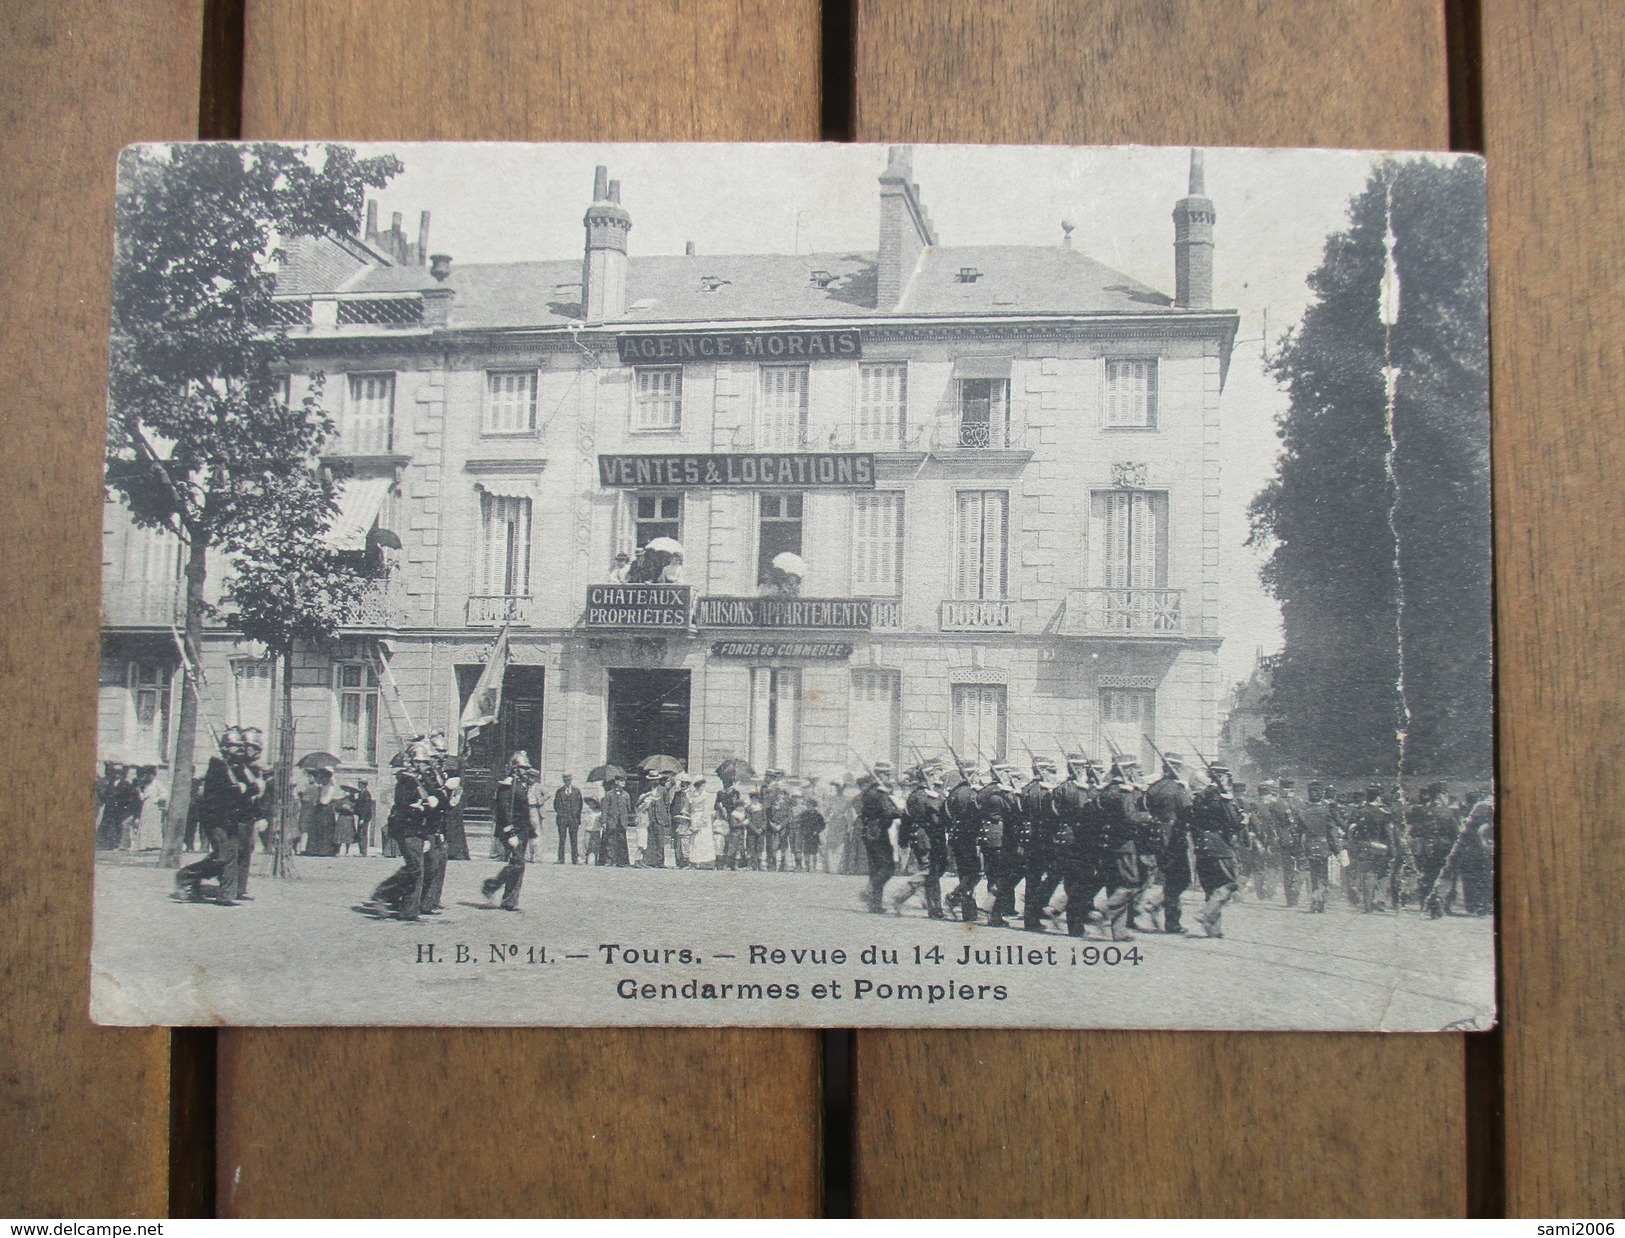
(220, 0, 823, 1217)
(0, 0, 203, 1216)
(1483, 0, 1625, 1217)
(852, 0, 1467, 1217)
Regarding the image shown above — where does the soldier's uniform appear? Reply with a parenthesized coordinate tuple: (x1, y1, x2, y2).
(1411, 784, 1459, 918)
(1097, 761, 1155, 941)
(944, 774, 984, 922)
(857, 765, 902, 914)
(1018, 762, 1059, 931)
(1346, 788, 1395, 913)
(1255, 786, 1303, 907)
(1040, 756, 1102, 936)
(1143, 758, 1194, 932)
(483, 754, 538, 910)
(978, 767, 1025, 928)
(175, 728, 265, 906)
(901, 771, 950, 918)
(374, 760, 439, 920)
(1190, 771, 1244, 936)
(1296, 782, 1343, 913)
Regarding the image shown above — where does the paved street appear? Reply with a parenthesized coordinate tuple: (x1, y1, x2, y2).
(92, 851, 1495, 1031)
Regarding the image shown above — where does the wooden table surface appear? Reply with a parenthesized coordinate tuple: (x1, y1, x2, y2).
(2, 0, 1619, 1218)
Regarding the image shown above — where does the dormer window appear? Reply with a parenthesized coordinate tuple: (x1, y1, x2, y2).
(809, 269, 835, 288)
(699, 275, 731, 293)
(957, 267, 982, 283)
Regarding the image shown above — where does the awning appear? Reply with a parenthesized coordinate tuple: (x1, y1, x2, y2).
(474, 478, 539, 502)
(328, 475, 393, 551)
(952, 356, 1013, 379)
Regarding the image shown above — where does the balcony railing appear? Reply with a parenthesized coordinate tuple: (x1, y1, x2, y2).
(467, 594, 534, 627)
(1061, 588, 1186, 635)
(940, 598, 1015, 632)
(101, 579, 184, 628)
(345, 579, 406, 629)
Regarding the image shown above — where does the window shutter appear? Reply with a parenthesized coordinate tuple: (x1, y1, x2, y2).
(1129, 492, 1156, 589)
(1105, 492, 1131, 589)
(954, 493, 978, 599)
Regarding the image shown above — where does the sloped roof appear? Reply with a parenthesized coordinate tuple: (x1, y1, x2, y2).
(286, 243, 1192, 329)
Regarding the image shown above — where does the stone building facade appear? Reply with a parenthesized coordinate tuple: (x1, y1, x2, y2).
(100, 146, 1238, 812)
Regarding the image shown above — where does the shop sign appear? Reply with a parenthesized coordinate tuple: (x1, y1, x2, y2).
(616, 330, 861, 363)
(710, 640, 853, 659)
(695, 596, 875, 630)
(598, 452, 875, 489)
(583, 584, 692, 629)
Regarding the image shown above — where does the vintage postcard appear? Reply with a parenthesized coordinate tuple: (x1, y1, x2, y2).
(91, 141, 1493, 1029)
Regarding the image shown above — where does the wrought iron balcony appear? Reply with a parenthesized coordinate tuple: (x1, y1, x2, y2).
(345, 578, 406, 629)
(1060, 588, 1186, 635)
(467, 594, 534, 627)
(940, 598, 1015, 632)
(101, 580, 184, 628)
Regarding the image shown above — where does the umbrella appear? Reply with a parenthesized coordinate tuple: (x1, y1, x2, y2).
(644, 537, 684, 555)
(714, 756, 757, 783)
(368, 527, 404, 550)
(771, 551, 807, 577)
(639, 754, 684, 773)
(297, 751, 342, 771)
(588, 763, 627, 783)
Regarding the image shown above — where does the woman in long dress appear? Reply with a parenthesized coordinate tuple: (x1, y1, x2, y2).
(298, 767, 342, 856)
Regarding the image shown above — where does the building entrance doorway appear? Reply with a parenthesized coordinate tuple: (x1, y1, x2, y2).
(456, 664, 545, 815)
(606, 669, 691, 796)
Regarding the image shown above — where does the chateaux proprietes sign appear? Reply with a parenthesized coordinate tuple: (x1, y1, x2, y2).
(598, 453, 876, 489)
(615, 330, 861, 363)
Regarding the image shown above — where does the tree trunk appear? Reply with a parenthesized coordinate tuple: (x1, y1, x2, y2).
(273, 644, 295, 876)
(159, 531, 209, 868)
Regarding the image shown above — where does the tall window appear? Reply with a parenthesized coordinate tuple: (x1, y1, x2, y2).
(479, 493, 532, 596)
(951, 683, 1006, 763)
(1105, 359, 1158, 428)
(1093, 491, 1169, 588)
(856, 363, 907, 448)
(749, 668, 801, 773)
(850, 669, 901, 769)
(344, 373, 395, 454)
(230, 657, 273, 735)
(954, 491, 1008, 600)
(758, 365, 809, 449)
(128, 662, 171, 761)
(634, 367, 682, 432)
(851, 492, 904, 595)
(336, 662, 380, 766)
(633, 494, 682, 547)
(485, 370, 537, 434)
(1099, 688, 1157, 770)
(757, 493, 804, 585)
(958, 377, 1009, 448)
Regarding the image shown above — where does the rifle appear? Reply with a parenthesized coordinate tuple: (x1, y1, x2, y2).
(1178, 732, 1225, 785)
(1142, 732, 1175, 778)
(937, 730, 972, 787)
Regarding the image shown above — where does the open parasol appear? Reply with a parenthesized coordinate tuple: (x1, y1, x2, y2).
(714, 756, 757, 784)
(771, 551, 807, 577)
(297, 751, 342, 772)
(643, 537, 684, 555)
(638, 754, 685, 774)
(588, 763, 627, 783)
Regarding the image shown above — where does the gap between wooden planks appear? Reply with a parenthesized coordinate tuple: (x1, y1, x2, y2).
(0, 0, 204, 1217)
(217, 0, 825, 1217)
(850, 0, 1468, 1217)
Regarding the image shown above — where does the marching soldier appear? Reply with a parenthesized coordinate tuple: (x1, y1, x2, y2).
(1346, 785, 1395, 913)
(1296, 781, 1343, 912)
(892, 761, 950, 918)
(1254, 781, 1303, 908)
(943, 760, 984, 923)
(1018, 757, 1061, 932)
(175, 726, 265, 906)
(856, 761, 903, 914)
(979, 762, 1025, 928)
(371, 742, 443, 921)
(1190, 763, 1245, 937)
(1412, 782, 1459, 918)
(483, 752, 538, 911)
(1033, 753, 1095, 936)
(1097, 757, 1155, 941)
(418, 734, 453, 916)
(1144, 752, 1194, 933)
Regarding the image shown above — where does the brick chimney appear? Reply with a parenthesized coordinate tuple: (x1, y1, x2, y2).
(876, 145, 936, 311)
(583, 165, 632, 322)
(1173, 148, 1215, 309)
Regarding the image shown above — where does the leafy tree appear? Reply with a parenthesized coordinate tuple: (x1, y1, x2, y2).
(107, 142, 402, 865)
(1248, 157, 1490, 779)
